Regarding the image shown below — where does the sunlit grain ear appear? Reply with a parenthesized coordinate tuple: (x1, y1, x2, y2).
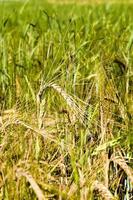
(50, 83, 85, 123)
(111, 155, 133, 185)
(93, 180, 115, 200)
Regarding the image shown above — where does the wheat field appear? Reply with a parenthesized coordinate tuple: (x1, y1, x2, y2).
(0, 0, 133, 199)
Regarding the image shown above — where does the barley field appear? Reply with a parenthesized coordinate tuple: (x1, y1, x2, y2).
(0, 0, 133, 199)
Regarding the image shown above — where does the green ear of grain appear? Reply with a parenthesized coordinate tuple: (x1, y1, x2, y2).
(24, 75, 36, 103)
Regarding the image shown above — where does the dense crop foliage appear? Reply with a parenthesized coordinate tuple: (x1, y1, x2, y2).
(0, 1, 133, 199)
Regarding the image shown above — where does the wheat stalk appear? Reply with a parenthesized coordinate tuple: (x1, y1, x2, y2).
(36, 82, 47, 129)
(16, 168, 46, 200)
(67, 182, 78, 198)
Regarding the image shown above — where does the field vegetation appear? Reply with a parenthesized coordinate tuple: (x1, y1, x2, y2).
(0, 0, 133, 199)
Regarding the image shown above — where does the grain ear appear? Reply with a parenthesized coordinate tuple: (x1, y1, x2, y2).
(16, 168, 46, 200)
